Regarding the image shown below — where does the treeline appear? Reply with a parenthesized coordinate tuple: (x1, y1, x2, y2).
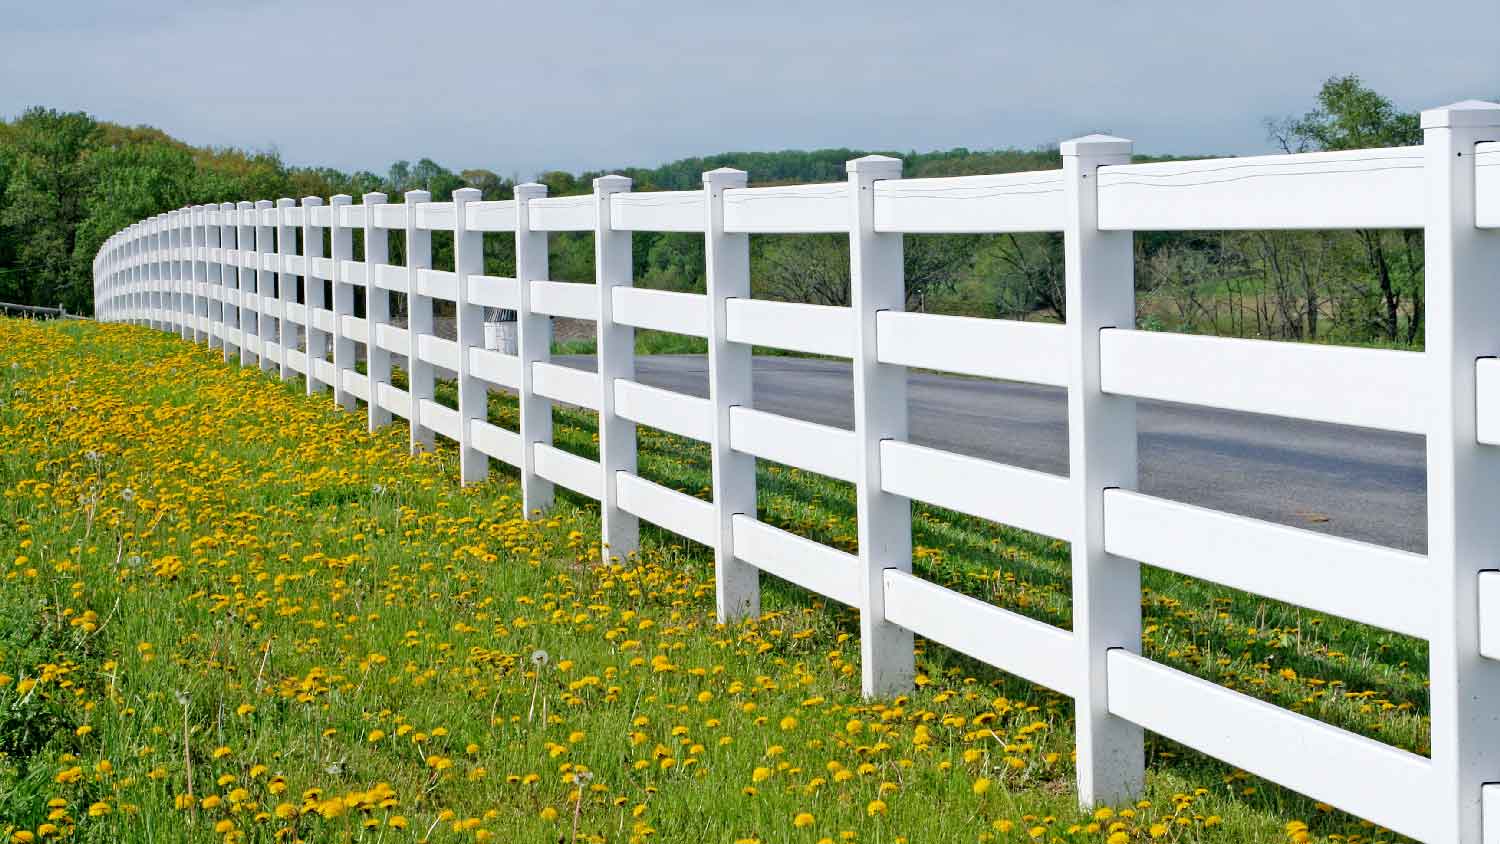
(0, 76, 1435, 346)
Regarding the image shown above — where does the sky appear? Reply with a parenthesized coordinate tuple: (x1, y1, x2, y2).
(3, 0, 1498, 179)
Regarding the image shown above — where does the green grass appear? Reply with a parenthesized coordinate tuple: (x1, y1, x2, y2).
(0, 318, 1420, 843)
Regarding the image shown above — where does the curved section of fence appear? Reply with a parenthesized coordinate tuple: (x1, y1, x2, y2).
(90, 101, 1500, 842)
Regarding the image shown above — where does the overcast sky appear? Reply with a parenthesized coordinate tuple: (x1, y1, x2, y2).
(5, 0, 1497, 179)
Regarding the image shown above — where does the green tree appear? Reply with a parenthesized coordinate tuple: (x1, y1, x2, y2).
(1, 107, 101, 309)
(1271, 75, 1424, 343)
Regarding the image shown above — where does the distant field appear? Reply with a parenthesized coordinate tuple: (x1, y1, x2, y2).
(0, 318, 1420, 843)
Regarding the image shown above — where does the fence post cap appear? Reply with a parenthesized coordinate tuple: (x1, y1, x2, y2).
(276, 197, 296, 208)
(1060, 134, 1133, 157)
(361, 191, 387, 204)
(593, 174, 631, 192)
(403, 189, 431, 203)
(1420, 100, 1500, 130)
(452, 186, 481, 203)
(329, 194, 352, 206)
(703, 167, 747, 187)
(301, 196, 323, 206)
(846, 155, 901, 176)
(513, 182, 547, 200)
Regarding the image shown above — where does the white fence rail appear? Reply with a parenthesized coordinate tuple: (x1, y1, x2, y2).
(91, 101, 1500, 843)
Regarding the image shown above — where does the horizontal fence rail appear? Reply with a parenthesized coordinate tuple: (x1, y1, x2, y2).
(89, 100, 1500, 843)
(0, 301, 88, 320)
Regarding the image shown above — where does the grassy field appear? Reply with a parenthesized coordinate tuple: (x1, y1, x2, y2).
(0, 318, 1423, 843)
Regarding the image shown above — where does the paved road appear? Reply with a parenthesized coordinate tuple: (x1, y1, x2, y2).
(553, 354, 1427, 553)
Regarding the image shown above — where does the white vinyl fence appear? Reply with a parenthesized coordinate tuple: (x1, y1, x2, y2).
(92, 101, 1500, 843)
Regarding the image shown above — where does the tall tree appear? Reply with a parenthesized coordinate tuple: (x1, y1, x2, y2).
(1, 108, 101, 309)
(1271, 75, 1423, 343)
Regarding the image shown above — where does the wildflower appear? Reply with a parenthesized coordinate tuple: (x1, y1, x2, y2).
(794, 813, 815, 828)
(866, 800, 887, 817)
(972, 777, 992, 796)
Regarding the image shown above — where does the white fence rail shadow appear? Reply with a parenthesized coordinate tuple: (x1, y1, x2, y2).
(91, 101, 1500, 843)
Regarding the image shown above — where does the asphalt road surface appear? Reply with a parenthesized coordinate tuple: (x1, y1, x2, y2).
(552, 354, 1427, 553)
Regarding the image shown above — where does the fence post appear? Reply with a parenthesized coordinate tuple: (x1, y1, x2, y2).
(179, 208, 192, 340)
(272, 198, 294, 380)
(147, 215, 159, 330)
(166, 210, 176, 334)
(163, 213, 172, 332)
(141, 219, 150, 327)
(165, 212, 175, 333)
(171, 209, 183, 338)
(141, 219, 148, 326)
(405, 190, 434, 452)
(363, 192, 391, 431)
(593, 175, 639, 559)
(139, 222, 145, 325)
(1062, 133, 1143, 805)
(193, 206, 207, 344)
(184, 208, 195, 340)
(132, 223, 141, 325)
(703, 168, 760, 622)
(140, 220, 148, 327)
(329, 195, 356, 411)
(142, 219, 150, 326)
(255, 200, 276, 373)
(1423, 100, 1500, 844)
(234, 201, 255, 366)
(169, 210, 182, 337)
(109, 238, 116, 321)
(126, 226, 134, 324)
(514, 183, 554, 514)
(162, 211, 174, 333)
(189, 208, 200, 338)
(141, 220, 149, 326)
(301, 197, 326, 394)
(207, 207, 222, 352)
(241, 202, 260, 365)
(847, 155, 913, 697)
(221, 204, 239, 362)
(453, 187, 488, 484)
